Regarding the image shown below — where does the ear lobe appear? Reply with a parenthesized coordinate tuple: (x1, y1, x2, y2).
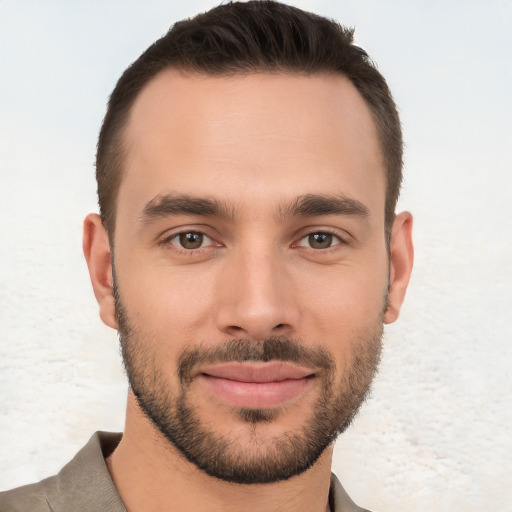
(83, 213, 117, 329)
(384, 211, 414, 324)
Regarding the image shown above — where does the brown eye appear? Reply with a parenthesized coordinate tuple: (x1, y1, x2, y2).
(307, 233, 333, 249)
(178, 232, 204, 249)
(297, 231, 341, 250)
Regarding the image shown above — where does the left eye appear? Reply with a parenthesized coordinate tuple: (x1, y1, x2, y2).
(298, 232, 341, 250)
(170, 231, 213, 250)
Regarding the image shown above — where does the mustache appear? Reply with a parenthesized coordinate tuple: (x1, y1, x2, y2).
(177, 336, 334, 384)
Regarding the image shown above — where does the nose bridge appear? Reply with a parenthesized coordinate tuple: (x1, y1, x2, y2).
(215, 240, 297, 338)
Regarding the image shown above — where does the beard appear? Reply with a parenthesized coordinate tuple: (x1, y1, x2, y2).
(114, 282, 383, 485)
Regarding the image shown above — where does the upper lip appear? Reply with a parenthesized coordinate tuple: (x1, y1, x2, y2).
(193, 361, 317, 383)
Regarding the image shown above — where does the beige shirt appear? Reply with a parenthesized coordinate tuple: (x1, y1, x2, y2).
(0, 432, 372, 512)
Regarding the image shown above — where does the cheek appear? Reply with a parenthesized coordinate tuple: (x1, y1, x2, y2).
(299, 262, 388, 320)
(117, 259, 217, 339)
(293, 258, 388, 365)
(117, 268, 217, 384)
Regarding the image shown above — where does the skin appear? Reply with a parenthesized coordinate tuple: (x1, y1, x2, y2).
(83, 70, 413, 512)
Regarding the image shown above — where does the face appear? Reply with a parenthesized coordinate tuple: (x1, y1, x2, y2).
(102, 71, 399, 483)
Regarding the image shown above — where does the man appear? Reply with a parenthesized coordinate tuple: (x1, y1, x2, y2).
(0, 1, 413, 511)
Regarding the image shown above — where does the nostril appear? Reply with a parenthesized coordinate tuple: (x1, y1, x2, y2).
(274, 323, 284, 329)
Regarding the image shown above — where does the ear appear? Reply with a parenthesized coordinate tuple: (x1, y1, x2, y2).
(83, 213, 117, 329)
(384, 211, 414, 324)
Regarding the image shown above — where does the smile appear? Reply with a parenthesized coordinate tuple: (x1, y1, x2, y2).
(194, 362, 317, 409)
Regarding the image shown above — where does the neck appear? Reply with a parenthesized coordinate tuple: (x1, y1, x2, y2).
(107, 393, 333, 512)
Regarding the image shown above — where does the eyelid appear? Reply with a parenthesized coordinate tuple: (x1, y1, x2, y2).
(293, 227, 352, 248)
(296, 232, 341, 249)
(159, 227, 221, 251)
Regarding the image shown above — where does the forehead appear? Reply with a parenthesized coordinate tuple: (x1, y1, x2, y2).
(118, 70, 385, 223)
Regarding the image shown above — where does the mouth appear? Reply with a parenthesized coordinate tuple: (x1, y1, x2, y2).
(193, 362, 317, 409)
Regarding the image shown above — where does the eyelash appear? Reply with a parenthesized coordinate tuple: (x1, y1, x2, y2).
(159, 228, 349, 254)
(160, 230, 219, 253)
(294, 229, 347, 251)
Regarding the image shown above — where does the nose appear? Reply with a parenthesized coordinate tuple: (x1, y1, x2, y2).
(214, 245, 299, 340)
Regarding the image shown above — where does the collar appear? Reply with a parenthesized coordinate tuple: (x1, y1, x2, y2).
(42, 432, 370, 512)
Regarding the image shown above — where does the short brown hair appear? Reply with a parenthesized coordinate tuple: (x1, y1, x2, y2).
(96, 0, 402, 241)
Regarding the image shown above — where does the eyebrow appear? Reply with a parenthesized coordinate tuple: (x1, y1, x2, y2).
(139, 192, 369, 224)
(276, 193, 370, 220)
(140, 193, 234, 223)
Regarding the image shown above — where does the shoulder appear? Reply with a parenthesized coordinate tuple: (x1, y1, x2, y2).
(0, 479, 54, 511)
(0, 432, 124, 512)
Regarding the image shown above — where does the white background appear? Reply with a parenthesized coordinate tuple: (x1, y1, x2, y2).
(0, 1, 511, 510)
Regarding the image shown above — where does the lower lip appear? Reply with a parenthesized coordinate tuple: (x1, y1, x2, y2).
(198, 374, 313, 408)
